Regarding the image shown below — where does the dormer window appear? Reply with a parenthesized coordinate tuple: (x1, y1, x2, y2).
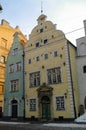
(35, 42, 40, 48)
(40, 28, 43, 33)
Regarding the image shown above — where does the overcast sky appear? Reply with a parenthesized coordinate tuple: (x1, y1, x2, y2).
(0, 0, 86, 45)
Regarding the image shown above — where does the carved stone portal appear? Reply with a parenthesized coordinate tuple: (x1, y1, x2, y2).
(37, 83, 53, 119)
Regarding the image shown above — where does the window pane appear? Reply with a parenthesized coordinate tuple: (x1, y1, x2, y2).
(56, 96, 65, 111)
(47, 67, 62, 84)
(30, 99, 36, 111)
(11, 80, 19, 92)
(54, 51, 58, 57)
(28, 59, 31, 64)
(29, 72, 40, 87)
(45, 54, 48, 59)
(44, 39, 48, 44)
(40, 28, 43, 33)
(35, 42, 39, 47)
(13, 48, 18, 55)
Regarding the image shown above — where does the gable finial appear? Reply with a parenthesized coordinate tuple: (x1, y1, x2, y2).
(41, 0, 43, 14)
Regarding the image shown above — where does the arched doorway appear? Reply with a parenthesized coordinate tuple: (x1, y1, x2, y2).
(11, 100, 18, 118)
(41, 96, 51, 119)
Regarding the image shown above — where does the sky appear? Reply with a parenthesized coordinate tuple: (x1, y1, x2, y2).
(0, 0, 86, 46)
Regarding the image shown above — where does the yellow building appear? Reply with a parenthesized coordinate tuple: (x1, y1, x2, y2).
(0, 19, 27, 116)
(25, 14, 79, 121)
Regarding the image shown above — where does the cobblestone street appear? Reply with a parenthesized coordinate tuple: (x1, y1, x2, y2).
(0, 122, 86, 130)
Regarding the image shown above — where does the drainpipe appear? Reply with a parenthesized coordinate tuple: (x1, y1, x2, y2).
(22, 50, 25, 120)
(67, 41, 76, 118)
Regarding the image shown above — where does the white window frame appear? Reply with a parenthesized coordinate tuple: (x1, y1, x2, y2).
(56, 96, 65, 111)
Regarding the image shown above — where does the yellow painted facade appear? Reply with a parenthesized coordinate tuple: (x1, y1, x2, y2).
(25, 14, 79, 120)
(0, 19, 27, 115)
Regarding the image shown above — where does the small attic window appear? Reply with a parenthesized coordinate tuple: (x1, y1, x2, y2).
(40, 28, 43, 33)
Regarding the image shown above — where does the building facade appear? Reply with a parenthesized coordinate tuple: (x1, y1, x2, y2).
(0, 19, 27, 116)
(3, 32, 26, 120)
(25, 14, 79, 120)
(76, 20, 86, 114)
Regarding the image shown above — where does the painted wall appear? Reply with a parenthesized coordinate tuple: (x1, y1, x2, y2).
(3, 33, 26, 118)
(25, 14, 79, 120)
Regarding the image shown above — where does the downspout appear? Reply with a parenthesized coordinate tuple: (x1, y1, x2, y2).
(22, 49, 25, 120)
(67, 41, 76, 118)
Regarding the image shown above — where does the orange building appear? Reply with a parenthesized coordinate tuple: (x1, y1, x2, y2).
(0, 19, 27, 116)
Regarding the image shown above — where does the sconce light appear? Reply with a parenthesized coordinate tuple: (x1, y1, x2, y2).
(42, 65, 44, 69)
(63, 62, 66, 66)
(64, 93, 67, 98)
(64, 90, 68, 98)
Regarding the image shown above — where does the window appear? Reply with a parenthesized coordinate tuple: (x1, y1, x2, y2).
(28, 59, 31, 64)
(16, 62, 21, 71)
(40, 28, 43, 33)
(83, 66, 86, 73)
(29, 99, 36, 111)
(44, 39, 48, 44)
(9, 64, 15, 73)
(36, 56, 40, 62)
(54, 51, 58, 57)
(56, 96, 65, 111)
(12, 48, 18, 55)
(11, 80, 19, 92)
(1, 38, 7, 48)
(44, 54, 48, 60)
(29, 71, 40, 87)
(35, 42, 39, 48)
(47, 67, 62, 84)
(0, 56, 5, 63)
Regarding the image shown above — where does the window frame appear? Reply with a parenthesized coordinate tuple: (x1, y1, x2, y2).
(36, 56, 40, 62)
(12, 48, 18, 55)
(44, 53, 48, 60)
(28, 59, 31, 64)
(10, 79, 19, 92)
(16, 62, 21, 71)
(44, 39, 48, 45)
(54, 51, 58, 57)
(29, 71, 40, 87)
(40, 28, 44, 33)
(29, 99, 36, 111)
(47, 67, 62, 84)
(56, 96, 65, 111)
(9, 64, 15, 73)
(35, 42, 40, 48)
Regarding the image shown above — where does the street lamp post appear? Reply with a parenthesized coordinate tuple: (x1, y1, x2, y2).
(0, 4, 3, 12)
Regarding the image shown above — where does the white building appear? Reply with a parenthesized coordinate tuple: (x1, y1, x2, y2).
(76, 20, 86, 113)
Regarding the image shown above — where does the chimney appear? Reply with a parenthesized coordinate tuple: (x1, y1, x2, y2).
(83, 20, 86, 36)
(1, 19, 10, 26)
(15, 25, 20, 29)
